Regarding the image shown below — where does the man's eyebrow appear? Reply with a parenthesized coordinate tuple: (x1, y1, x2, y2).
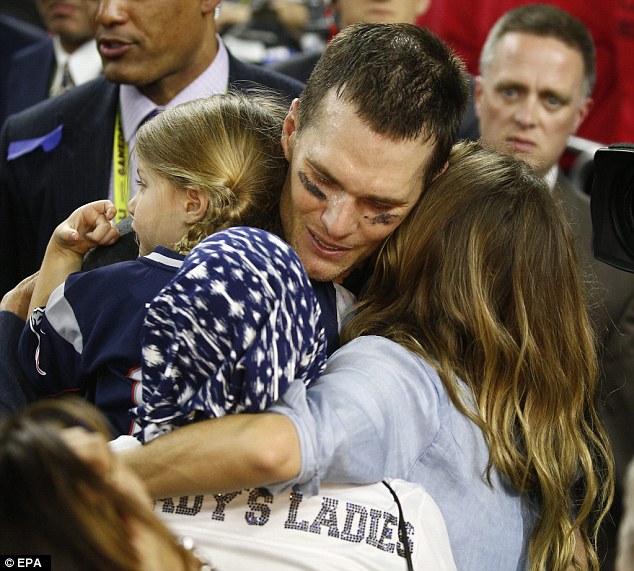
(305, 158, 412, 207)
(539, 88, 571, 104)
(494, 79, 526, 92)
(304, 157, 344, 189)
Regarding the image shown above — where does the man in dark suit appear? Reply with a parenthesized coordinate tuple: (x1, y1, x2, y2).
(0, 0, 44, 28)
(1, 0, 102, 127)
(0, 0, 304, 299)
(271, 0, 430, 84)
(473, 6, 634, 569)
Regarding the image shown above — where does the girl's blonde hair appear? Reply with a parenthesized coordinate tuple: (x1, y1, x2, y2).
(343, 141, 614, 570)
(135, 91, 288, 254)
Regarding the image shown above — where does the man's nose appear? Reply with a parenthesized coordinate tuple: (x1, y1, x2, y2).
(97, 0, 127, 26)
(320, 195, 359, 239)
(514, 96, 538, 127)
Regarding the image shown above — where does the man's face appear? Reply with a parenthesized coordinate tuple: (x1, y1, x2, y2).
(475, 32, 591, 176)
(335, 0, 430, 28)
(37, 0, 98, 50)
(95, 0, 218, 104)
(280, 93, 435, 282)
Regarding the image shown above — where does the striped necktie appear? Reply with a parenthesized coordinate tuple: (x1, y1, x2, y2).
(53, 61, 75, 96)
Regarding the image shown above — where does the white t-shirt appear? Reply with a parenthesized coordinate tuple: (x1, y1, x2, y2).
(155, 479, 456, 570)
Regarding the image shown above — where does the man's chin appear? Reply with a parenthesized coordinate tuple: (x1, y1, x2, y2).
(305, 261, 351, 283)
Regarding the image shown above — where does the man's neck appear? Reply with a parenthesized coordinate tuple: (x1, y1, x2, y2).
(59, 36, 91, 54)
(544, 164, 559, 190)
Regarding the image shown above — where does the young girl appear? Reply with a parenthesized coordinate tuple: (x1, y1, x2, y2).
(134, 226, 328, 442)
(18, 93, 289, 435)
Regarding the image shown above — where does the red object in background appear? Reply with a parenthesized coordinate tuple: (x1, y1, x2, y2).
(615, 0, 634, 143)
(419, 0, 633, 145)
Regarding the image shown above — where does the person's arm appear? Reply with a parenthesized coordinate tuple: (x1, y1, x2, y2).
(122, 337, 439, 499)
(121, 412, 301, 498)
(28, 200, 119, 314)
(0, 273, 40, 415)
(0, 271, 38, 320)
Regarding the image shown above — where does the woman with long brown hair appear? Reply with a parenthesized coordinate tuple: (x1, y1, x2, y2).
(338, 140, 613, 569)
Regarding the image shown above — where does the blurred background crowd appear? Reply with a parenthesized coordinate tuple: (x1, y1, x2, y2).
(3, 0, 633, 144)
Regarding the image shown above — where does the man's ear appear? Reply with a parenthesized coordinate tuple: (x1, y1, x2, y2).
(201, 0, 221, 16)
(433, 161, 449, 180)
(183, 188, 210, 224)
(281, 98, 300, 161)
(474, 75, 483, 119)
(417, 0, 431, 17)
(572, 96, 593, 134)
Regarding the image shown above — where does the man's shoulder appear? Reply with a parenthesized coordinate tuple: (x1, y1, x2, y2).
(557, 170, 587, 196)
(3, 77, 116, 129)
(228, 52, 305, 102)
(269, 51, 322, 84)
(555, 171, 591, 221)
(10, 35, 53, 63)
(0, 15, 46, 50)
(1, 77, 118, 140)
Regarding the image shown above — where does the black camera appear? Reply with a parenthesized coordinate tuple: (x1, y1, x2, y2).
(591, 144, 634, 272)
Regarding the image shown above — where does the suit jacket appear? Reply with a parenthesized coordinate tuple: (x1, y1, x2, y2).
(0, 15, 47, 128)
(0, 52, 304, 297)
(556, 172, 634, 480)
(1, 37, 55, 127)
(557, 171, 634, 569)
(269, 50, 321, 85)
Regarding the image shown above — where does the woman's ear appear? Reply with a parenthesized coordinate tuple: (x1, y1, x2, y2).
(183, 188, 210, 224)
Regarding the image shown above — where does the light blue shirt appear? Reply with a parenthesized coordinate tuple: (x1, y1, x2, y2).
(270, 335, 537, 570)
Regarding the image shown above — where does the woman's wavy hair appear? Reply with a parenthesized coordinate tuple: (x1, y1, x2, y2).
(0, 398, 198, 571)
(135, 91, 288, 254)
(342, 141, 614, 570)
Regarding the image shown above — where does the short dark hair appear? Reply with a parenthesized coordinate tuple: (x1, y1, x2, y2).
(298, 22, 469, 185)
(479, 3, 596, 97)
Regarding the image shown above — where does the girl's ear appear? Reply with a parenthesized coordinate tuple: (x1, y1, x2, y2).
(183, 188, 210, 224)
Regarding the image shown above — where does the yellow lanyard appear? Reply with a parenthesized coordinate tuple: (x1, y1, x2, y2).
(113, 108, 129, 223)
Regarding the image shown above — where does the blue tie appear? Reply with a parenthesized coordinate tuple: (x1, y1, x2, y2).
(140, 108, 159, 128)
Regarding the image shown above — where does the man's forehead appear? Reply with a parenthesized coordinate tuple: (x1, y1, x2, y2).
(492, 32, 585, 71)
(487, 35, 586, 89)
